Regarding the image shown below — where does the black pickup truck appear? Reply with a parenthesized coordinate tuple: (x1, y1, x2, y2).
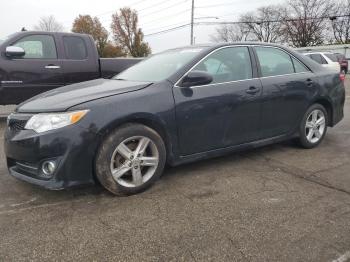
(0, 31, 141, 105)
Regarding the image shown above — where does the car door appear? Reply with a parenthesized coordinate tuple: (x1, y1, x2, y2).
(173, 46, 263, 156)
(254, 46, 316, 139)
(60, 35, 100, 84)
(1, 33, 63, 104)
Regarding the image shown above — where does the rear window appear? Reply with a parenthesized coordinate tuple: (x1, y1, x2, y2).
(63, 36, 87, 60)
(324, 53, 338, 62)
(307, 54, 328, 64)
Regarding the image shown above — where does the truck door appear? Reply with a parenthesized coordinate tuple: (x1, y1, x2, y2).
(60, 35, 100, 84)
(0, 33, 63, 105)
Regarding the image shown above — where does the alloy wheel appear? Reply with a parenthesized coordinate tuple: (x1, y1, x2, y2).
(305, 109, 326, 144)
(110, 136, 159, 188)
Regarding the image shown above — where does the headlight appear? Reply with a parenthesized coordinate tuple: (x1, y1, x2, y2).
(25, 110, 89, 133)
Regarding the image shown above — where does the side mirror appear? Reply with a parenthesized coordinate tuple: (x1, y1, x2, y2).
(180, 70, 213, 88)
(5, 46, 25, 57)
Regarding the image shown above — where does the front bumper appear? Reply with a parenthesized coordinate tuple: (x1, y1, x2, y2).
(4, 115, 99, 190)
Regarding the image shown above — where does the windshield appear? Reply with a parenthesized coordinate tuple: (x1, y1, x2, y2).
(0, 33, 16, 46)
(114, 47, 204, 82)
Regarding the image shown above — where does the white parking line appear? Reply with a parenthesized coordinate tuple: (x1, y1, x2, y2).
(0, 198, 94, 216)
(332, 251, 350, 262)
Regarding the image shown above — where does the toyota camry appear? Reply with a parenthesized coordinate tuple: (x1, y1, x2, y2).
(4, 43, 345, 195)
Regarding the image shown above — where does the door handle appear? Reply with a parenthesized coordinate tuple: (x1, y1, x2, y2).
(246, 86, 260, 95)
(306, 78, 313, 87)
(45, 65, 60, 69)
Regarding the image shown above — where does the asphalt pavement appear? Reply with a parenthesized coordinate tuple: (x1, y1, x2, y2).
(0, 80, 350, 261)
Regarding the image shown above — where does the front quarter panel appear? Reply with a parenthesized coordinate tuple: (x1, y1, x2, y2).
(70, 81, 179, 164)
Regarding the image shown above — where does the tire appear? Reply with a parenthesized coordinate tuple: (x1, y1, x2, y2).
(95, 123, 166, 196)
(298, 104, 328, 149)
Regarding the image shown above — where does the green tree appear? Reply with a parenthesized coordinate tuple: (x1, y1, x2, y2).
(111, 7, 151, 57)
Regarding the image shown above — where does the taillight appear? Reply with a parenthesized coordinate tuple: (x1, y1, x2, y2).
(340, 73, 345, 82)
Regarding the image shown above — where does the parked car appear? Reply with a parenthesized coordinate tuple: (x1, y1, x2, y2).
(334, 53, 348, 74)
(0, 31, 141, 105)
(304, 52, 341, 72)
(4, 43, 345, 195)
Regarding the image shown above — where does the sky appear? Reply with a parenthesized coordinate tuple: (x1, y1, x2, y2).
(0, 0, 284, 53)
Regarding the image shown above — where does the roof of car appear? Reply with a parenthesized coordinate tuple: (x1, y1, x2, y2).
(303, 51, 333, 55)
(177, 42, 292, 49)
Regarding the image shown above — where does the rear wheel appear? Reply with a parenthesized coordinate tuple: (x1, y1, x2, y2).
(298, 104, 327, 149)
(95, 123, 166, 195)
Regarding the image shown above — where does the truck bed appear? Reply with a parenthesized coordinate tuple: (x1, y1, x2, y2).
(100, 58, 142, 79)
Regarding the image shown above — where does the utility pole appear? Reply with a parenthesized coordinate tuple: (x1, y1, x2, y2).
(190, 0, 194, 45)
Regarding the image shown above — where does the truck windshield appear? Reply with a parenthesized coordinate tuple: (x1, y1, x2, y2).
(114, 48, 204, 82)
(0, 33, 15, 46)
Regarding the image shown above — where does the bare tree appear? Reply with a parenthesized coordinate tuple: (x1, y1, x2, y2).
(34, 15, 64, 32)
(331, 0, 350, 44)
(210, 24, 251, 42)
(280, 0, 333, 47)
(239, 5, 284, 43)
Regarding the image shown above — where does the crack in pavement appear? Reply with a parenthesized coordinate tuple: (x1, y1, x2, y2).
(251, 154, 350, 196)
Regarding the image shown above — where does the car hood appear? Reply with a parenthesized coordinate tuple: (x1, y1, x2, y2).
(17, 79, 152, 113)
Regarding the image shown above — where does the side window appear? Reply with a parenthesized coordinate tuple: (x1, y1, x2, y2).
(63, 36, 87, 60)
(310, 54, 327, 64)
(192, 47, 252, 84)
(292, 57, 310, 73)
(13, 35, 57, 59)
(255, 47, 294, 77)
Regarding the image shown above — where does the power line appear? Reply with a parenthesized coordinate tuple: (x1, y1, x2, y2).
(196, 2, 242, 9)
(94, 0, 150, 17)
(144, 14, 350, 38)
(196, 14, 350, 25)
(145, 23, 191, 36)
(144, 19, 190, 32)
(98, 3, 191, 27)
(62, 0, 149, 24)
(141, 8, 191, 26)
(140, 0, 188, 17)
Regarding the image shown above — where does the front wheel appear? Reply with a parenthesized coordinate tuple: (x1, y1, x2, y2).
(95, 123, 166, 196)
(298, 104, 328, 149)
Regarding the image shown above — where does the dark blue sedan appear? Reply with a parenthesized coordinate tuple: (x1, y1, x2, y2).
(4, 43, 345, 195)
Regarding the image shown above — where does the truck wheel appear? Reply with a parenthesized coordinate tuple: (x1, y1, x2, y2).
(298, 104, 328, 149)
(95, 123, 166, 196)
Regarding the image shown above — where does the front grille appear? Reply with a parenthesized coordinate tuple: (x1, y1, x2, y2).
(7, 113, 32, 134)
(8, 119, 27, 132)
